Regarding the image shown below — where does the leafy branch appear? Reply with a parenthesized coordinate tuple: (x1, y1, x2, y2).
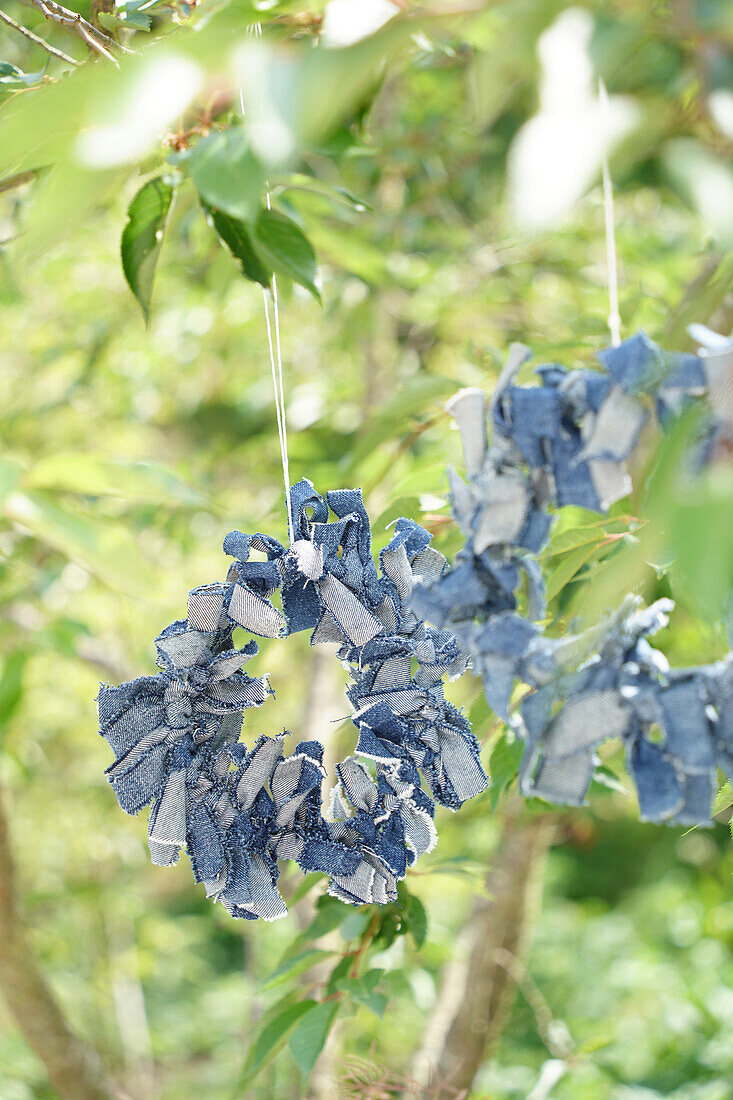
(19, 0, 126, 63)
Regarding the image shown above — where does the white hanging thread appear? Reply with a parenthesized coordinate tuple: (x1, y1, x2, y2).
(242, 27, 295, 544)
(261, 267, 295, 545)
(599, 77, 621, 348)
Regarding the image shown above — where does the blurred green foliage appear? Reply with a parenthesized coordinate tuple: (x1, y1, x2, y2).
(1, 0, 732, 1097)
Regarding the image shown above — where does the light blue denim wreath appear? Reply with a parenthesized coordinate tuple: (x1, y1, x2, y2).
(98, 483, 486, 920)
(412, 328, 733, 826)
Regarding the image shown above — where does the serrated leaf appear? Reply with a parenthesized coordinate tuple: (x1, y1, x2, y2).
(121, 176, 174, 324)
(239, 998, 317, 1083)
(206, 205, 272, 288)
(713, 780, 733, 817)
(3, 490, 157, 597)
(254, 208, 320, 301)
(189, 128, 265, 222)
(288, 1001, 340, 1079)
(26, 454, 204, 507)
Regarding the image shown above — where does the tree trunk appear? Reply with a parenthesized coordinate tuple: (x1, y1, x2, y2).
(0, 789, 121, 1100)
(411, 803, 555, 1096)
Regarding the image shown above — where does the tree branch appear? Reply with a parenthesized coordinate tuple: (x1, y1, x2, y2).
(0, 788, 122, 1100)
(411, 802, 556, 1095)
(0, 7, 78, 65)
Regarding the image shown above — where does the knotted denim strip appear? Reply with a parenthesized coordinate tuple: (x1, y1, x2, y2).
(99, 481, 483, 919)
(413, 329, 733, 826)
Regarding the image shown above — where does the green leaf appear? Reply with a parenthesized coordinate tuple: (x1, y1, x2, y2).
(288, 1000, 340, 1079)
(339, 908, 372, 941)
(275, 172, 371, 212)
(545, 542, 605, 602)
(335, 970, 388, 1018)
(239, 998, 317, 1084)
(188, 128, 265, 222)
(121, 176, 175, 324)
(289, 872, 322, 903)
(397, 883, 428, 948)
(547, 522, 620, 557)
(0, 652, 27, 744)
(325, 955, 352, 995)
(298, 894, 352, 943)
(206, 205, 272, 288)
(488, 733, 524, 811)
(713, 781, 733, 817)
(2, 491, 157, 597)
(263, 948, 333, 990)
(0, 458, 22, 509)
(254, 208, 320, 302)
(26, 454, 204, 507)
(665, 255, 733, 346)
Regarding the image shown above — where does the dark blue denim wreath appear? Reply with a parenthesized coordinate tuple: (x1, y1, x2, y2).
(413, 329, 733, 826)
(99, 483, 485, 920)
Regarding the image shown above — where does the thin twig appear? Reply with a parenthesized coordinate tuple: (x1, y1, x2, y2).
(0, 6, 78, 64)
(0, 169, 38, 195)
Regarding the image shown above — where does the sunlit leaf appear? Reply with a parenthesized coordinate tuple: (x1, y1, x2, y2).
(545, 542, 604, 602)
(712, 781, 733, 817)
(3, 491, 157, 596)
(0, 458, 22, 508)
(27, 454, 203, 507)
(121, 176, 175, 323)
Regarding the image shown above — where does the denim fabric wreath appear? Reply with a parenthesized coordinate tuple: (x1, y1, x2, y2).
(98, 482, 485, 920)
(413, 329, 733, 826)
